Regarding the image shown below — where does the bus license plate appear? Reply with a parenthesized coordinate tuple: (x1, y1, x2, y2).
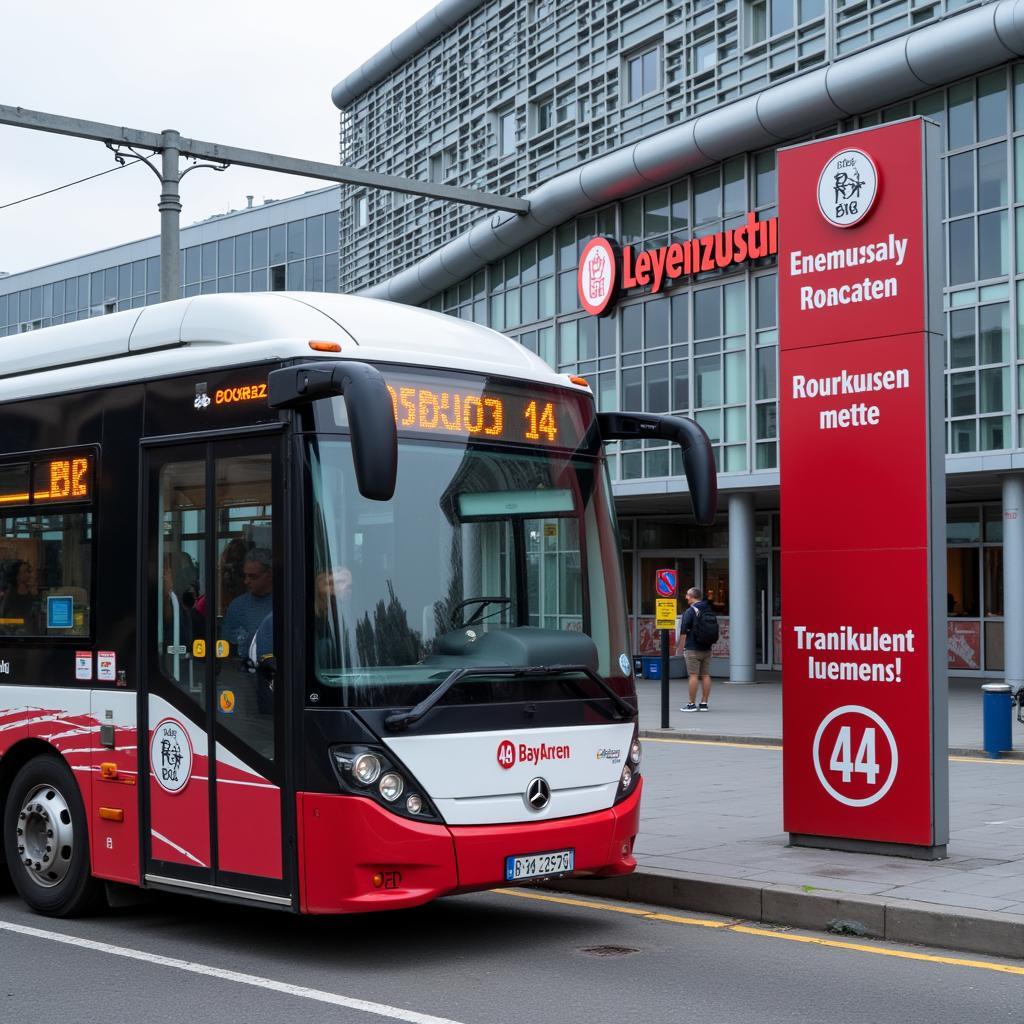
(504, 848, 574, 882)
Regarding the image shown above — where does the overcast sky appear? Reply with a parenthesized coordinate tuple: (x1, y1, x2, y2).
(0, 0, 439, 275)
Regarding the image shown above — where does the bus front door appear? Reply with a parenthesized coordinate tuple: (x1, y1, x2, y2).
(141, 436, 291, 907)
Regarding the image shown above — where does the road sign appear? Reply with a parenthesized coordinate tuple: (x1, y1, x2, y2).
(655, 569, 678, 598)
(655, 598, 677, 630)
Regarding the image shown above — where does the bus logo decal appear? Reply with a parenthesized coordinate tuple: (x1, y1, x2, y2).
(194, 383, 211, 409)
(151, 718, 194, 794)
(497, 739, 516, 769)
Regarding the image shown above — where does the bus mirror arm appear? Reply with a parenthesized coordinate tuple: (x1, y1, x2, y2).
(268, 361, 397, 502)
(596, 412, 718, 526)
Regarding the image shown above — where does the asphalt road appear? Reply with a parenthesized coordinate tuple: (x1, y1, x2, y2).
(1, 887, 1022, 1024)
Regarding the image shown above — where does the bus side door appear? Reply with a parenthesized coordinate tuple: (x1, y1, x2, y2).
(140, 434, 291, 906)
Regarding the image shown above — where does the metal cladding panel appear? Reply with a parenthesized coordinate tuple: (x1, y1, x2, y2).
(995, 0, 1024, 53)
(520, 174, 591, 228)
(824, 38, 924, 114)
(756, 69, 843, 139)
(692, 95, 777, 161)
(632, 120, 705, 184)
(467, 217, 516, 263)
(414, 250, 462, 294)
(579, 149, 643, 204)
(907, 2, 1017, 84)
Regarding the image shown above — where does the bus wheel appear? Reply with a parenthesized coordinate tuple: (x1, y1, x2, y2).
(3, 755, 103, 917)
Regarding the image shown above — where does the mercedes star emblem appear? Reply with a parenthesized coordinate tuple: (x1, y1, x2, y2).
(525, 777, 551, 811)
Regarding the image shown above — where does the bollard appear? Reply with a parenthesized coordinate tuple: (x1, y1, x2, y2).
(982, 683, 1013, 758)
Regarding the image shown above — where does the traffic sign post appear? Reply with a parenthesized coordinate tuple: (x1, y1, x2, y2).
(655, 570, 678, 728)
(778, 119, 948, 858)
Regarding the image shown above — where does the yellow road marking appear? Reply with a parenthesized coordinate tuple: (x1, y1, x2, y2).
(498, 887, 727, 928)
(497, 888, 1024, 976)
(644, 735, 1024, 764)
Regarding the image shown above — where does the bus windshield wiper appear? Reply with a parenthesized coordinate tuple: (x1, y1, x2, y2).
(383, 664, 635, 731)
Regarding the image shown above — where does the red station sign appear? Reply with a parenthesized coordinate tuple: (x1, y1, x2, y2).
(778, 119, 948, 854)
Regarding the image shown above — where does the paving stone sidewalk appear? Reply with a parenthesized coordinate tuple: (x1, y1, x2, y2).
(566, 675, 1024, 955)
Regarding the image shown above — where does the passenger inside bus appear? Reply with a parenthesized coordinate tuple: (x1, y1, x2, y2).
(220, 548, 273, 658)
(0, 560, 41, 635)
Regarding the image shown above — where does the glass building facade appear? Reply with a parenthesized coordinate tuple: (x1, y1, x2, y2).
(337, 0, 1024, 678)
(0, 188, 340, 336)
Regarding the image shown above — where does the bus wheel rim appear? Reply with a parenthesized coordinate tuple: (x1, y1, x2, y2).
(15, 783, 74, 888)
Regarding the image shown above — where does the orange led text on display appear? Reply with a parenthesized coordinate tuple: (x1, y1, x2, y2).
(35, 458, 90, 500)
(214, 383, 268, 405)
(385, 384, 559, 444)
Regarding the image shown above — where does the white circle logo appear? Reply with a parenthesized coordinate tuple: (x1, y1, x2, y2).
(816, 149, 878, 228)
(151, 717, 194, 794)
(812, 704, 898, 808)
(577, 237, 618, 316)
(619, 653, 631, 675)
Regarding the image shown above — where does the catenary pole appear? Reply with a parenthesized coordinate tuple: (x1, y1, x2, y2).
(158, 130, 182, 304)
(0, 104, 529, 303)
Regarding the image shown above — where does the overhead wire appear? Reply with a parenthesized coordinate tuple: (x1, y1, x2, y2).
(0, 158, 143, 212)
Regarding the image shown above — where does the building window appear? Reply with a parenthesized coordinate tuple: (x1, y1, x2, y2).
(497, 110, 517, 156)
(531, 97, 554, 135)
(626, 47, 660, 103)
(354, 194, 368, 231)
(747, 0, 824, 44)
(694, 38, 716, 74)
(430, 146, 457, 182)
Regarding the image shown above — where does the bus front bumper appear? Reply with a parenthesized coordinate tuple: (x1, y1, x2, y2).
(296, 778, 642, 914)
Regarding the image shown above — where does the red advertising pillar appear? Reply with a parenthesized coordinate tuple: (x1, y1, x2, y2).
(778, 119, 948, 857)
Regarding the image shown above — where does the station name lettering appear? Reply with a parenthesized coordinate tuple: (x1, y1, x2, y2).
(790, 366, 911, 431)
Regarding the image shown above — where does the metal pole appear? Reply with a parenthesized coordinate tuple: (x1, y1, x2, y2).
(158, 130, 181, 303)
(1003, 474, 1024, 690)
(660, 627, 670, 729)
(728, 491, 756, 683)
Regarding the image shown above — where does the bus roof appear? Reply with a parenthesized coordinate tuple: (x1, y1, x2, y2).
(0, 292, 576, 402)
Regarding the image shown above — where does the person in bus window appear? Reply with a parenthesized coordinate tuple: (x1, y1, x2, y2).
(221, 548, 274, 661)
(1, 560, 41, 635)
(314, 565, 353, 670)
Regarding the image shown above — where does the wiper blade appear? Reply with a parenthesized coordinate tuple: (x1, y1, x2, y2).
(383, 663, 635, 731)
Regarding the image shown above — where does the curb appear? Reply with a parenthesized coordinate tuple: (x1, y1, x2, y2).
(545, 867, 1024, 960)
(639, 729, 1024, 760)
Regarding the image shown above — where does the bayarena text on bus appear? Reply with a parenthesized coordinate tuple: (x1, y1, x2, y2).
(0, 293, 716, 917)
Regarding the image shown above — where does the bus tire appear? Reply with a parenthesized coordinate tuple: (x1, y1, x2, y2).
(2, 754, 104, 917)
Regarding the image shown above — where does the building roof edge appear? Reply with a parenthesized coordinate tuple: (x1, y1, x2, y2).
(331, 0, 487, 109)
(361, 0, 1024, 306)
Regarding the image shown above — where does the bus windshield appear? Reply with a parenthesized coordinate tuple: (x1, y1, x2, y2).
(305, 437, 631, 708)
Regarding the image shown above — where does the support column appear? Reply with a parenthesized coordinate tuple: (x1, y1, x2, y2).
(158, 129, 182, 304)
(728, 491, 756, 683)
(1003, 475, 1024, 690)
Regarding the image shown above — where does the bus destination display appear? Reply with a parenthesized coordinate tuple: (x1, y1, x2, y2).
(377, 375, 591, 448)
(0, 454, 93, 506)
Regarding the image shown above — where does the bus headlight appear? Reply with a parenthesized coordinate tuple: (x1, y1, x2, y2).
(406, 794, 423, 815)
(379, 773, 404, 802)
(352, 753, 381, 785)
(630, 739, 642, 766)
(620, 764, 633, 790)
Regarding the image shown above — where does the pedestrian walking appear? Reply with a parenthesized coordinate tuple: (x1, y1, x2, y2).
(676, 586, 718, 712)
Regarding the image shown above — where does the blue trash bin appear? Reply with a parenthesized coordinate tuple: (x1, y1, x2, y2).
(982, 683, 1012, 758)
(642, 656, 662, 680)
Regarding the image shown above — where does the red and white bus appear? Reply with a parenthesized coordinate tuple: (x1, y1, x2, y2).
(0, 293, 715, 916)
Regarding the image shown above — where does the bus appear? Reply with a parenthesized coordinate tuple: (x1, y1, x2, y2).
(0, 293, 716, 917)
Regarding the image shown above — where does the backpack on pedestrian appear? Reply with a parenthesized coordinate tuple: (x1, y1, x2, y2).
(692, 605, 720, 648)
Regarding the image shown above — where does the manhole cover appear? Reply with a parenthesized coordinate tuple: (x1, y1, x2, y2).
(580, 945, 640, 957)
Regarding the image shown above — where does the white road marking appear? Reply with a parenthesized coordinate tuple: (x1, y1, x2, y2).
(0, 919, 466, 1024)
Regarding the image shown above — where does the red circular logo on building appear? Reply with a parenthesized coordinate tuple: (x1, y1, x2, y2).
(496, 739, 516, 770)
(578, 237, 619, 316)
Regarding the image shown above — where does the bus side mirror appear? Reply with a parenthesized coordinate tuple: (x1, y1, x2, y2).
(597, 411, 718, 526)
(268, 361, 397, 501)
